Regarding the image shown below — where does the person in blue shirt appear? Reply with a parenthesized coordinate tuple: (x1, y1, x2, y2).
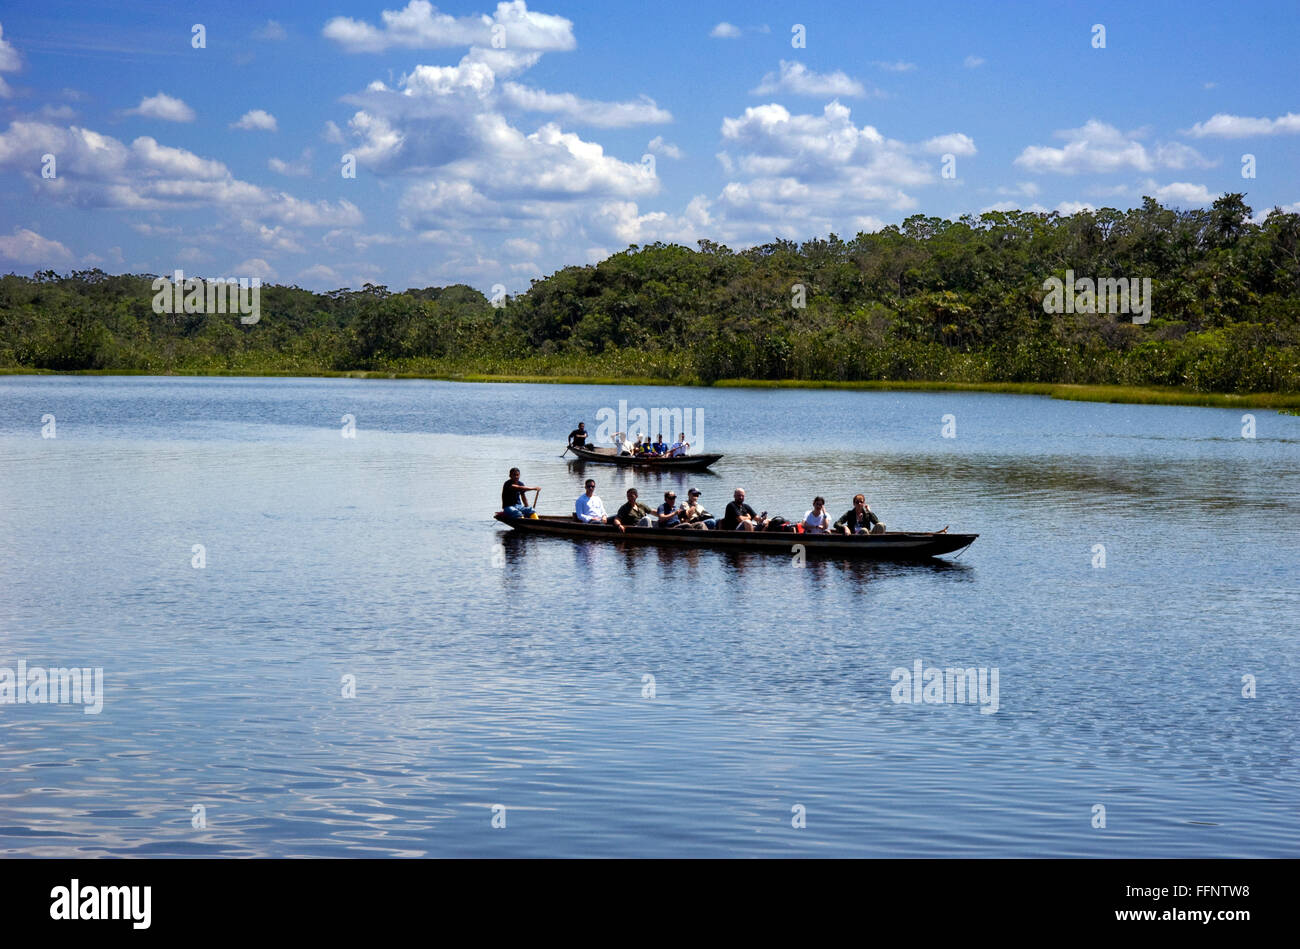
(652, 434, 668, 455)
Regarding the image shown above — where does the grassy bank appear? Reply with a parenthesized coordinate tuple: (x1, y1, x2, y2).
(5, 365, 1300, 410)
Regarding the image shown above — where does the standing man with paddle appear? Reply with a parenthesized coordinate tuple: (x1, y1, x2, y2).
(563, 421, 588, 457)
(501, 467, 540, 519)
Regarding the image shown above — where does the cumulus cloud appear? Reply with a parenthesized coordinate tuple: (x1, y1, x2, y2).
(1142, 180, 1215, 206)
(709, 101, 943, 244)
(874, 60, 915, 72)
(324, 0, 575, 54)
(231, 109, 278, 132)
(751, 60, 868, 97)
(1014, 120, 1213, 174)
(235, 257, 277, 279)
(0, 227, 73, 264)
(269, 149, 312, 177)
(499, 83, 670, 126)
(0, 120, 361, 227)
(963, 55, 985, 68)
(647, 136, 682, 159)
(921, 133, 976, 156)
(710, 22, 742, 38)
(126, 92, 195, 123)
(1185, 112, 1300, 137)
(322, 120, 346, 144)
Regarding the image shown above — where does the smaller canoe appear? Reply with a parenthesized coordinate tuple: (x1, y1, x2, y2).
(567, 444, 722, 470)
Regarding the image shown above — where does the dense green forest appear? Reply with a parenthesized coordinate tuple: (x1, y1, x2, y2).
(3, 194, 1299, 394)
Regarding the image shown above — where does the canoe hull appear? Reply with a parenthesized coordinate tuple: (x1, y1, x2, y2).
(567, 445, 722, 470)
(494, 513, 977, 560)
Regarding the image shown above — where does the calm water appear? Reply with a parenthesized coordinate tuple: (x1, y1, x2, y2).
(0, 376, 1296, 857)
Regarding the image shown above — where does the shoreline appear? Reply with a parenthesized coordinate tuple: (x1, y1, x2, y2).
(3, 367, 1298, 411)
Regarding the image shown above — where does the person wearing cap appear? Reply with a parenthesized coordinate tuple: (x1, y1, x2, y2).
(649, 489, 684, 528)
(677, 487, 715, 529)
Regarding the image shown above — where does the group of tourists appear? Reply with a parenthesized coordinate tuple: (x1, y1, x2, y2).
(568, 480, 887, 535)
(565, 422, 691, 457)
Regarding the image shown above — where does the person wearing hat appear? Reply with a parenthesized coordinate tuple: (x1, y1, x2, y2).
(677, 487, 715, 530)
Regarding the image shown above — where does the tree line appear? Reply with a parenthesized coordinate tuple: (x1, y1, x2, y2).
(2, 194, 1298, 393)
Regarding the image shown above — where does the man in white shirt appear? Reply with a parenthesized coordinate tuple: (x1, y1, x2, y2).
(574, 479, 610, 524)
(668, 432, 689, 457)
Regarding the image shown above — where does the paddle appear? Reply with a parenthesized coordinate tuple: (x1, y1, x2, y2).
(560, 445, 570, 458)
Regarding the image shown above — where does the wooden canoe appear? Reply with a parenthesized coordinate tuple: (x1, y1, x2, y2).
(494, 513, 977, 560)
(566, 444, 722, 469)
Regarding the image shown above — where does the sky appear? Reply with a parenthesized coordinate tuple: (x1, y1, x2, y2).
(0, 0, 1297, 294)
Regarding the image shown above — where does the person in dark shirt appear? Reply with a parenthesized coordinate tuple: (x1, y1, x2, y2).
(651, 434, 668, 455)
(615, 487, 653, 528)
(501, 467, 538, 519)
(835, 494, 884, 534)
(720, 488, 769, 531)
(567, 422, 588, 449)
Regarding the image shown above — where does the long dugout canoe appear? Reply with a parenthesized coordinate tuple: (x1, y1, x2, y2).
(567, 444, 723, 470)
(494, 513, 978, 560)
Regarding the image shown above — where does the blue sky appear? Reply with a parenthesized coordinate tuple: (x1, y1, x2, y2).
(1, 0, 1297, 293)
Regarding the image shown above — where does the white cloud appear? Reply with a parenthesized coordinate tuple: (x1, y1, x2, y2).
(1143, 179, 1214, 206)
(1014, 120, 1212, 174)
(0, 227, 73, 264)
(963, 55, 985, 68)
(235, 257, 277, 280)
(751, 60, 868, 98)
(0, 120, 361, 228)
(298, 264, 341, 285)
(126, 92, 196, 123)
(324, 0, 575, 54)
(874, 60, 916, 72)
(710, 22, 742, 39)
(921, 133, 976, 156)
(1185, 112, 1300, 137)
(269, 149, 313, 177)
(0, 23, 20, 97)
(500, 83, 670, 126)
(322, 120, 346, 144)
(231, 109, 278, 132)
(709, 101, 942, 244)
(647, 136, 682, 159)
(254, 20, 287, 41)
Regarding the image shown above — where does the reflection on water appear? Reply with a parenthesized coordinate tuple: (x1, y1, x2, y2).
(0, 376, 1296, 857)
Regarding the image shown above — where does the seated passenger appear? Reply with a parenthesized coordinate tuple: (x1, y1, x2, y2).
(835, 494, 885, 534)
(803, 496, 831, 534)
(651, 490, 684, 527)
(616, 487, 654, 529)
(676, 487, 714, 529)
(668, 433, 690, 457)
(720, 488, 769, 532)
(652, 434, 669, 455)
(574, 479, 609, 523)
